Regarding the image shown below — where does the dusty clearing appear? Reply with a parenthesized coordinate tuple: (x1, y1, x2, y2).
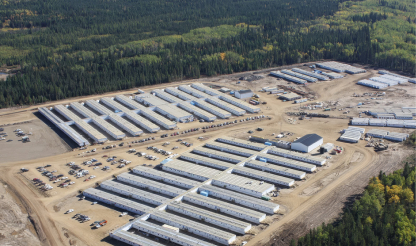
(0, 63, 414, 246)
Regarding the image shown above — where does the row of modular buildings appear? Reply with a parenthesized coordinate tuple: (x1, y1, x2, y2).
(81, 136, 329, 245)
(39, 83, 261, 146)
(366, 129, 409, 142)
(351, 118, 416, 128)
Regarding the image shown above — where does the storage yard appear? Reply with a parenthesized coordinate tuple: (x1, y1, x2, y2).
(0, 61, 415, 246)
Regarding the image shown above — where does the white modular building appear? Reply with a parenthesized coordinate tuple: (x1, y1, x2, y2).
(369, 118, 387, 126)
(291, 134, 323, 153)
(205, 142, 259, 157)
(54, 105, 107, 143)
(110, 229, 165, 246)
(384, 132, 409, 142)
(386, 119, 405, 127)
(177, 101, 217, 122)
(322, 72, 344, 79)
(155, 104, 193, 123)
(130, 220, 217, 246)
(135, 94, 169, 107)
(394, 113, 413, 120)
(212, 173, 275, 198)
(216, 136, 266, 151)
(165, 87, 200, 101)
(357, 79, 388, 89)
(351, 118, 369, 125)
(266, 147, 326, 165)
(232, 166, 295, 187)
(380, 74, 408, 84)
(219, 94, 260, 113)
(150, 210, 236, 245)
(206, 97, 246, 116)
(85, 99, 114, 115)
(378, 70, 412, 82)
(178, 85, 211, 98)
(132, 166, 200, 189)
(404, 120, 416, 128)
(270, 71, 307, 84)
(281, 69, 318, 82)
(100, 180, 170, 206)
(139, 108, 176, 129)
(179, 153, 235, 170)
(83, 188, 153, 215)
(191, 83, 220, 96)
(369, 77, 398, 86)
(366, 129, 389, 138)
(235, 89, 253, 99)
(152, 89, 183, 103)
(244, 159, 306, 179)
(123, 111, 160, 132)
(192, 147, 247, 163)
(193, 99, 231, 118)
(256, 153, 316, 172)
(70, 102, 126, 139)
(377, 114, 395, 119)
(167, 202, 251, 234)
(101, 97, 134, 113)
(39, 107, 90, 146)
(292, 68, 330, 80)
(115, 95, 147, 110)
(316, 61, 366, 74)
(116, 173, 186, 197)
(198, 185, 279, 214)
(162, 160, 222, 181)
(183, 193, 267, 224)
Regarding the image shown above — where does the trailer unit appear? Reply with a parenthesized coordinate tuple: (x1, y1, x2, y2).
(212, 173, 275, 198)
(132, 166, 200, 189)
(205, 97, 246, 116)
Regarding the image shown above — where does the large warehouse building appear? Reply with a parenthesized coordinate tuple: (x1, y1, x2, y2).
(291, 134, 323, 153)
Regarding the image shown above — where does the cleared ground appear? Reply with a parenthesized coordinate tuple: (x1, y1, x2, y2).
(0, 62, 414, 246)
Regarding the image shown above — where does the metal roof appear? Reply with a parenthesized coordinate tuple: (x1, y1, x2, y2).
(156, 104, 193, 119)
(168, 201, 251, 232)
(245, 159, 306, 178)
(232, 166, 295, 186)
(100, 180, 170, 205)
(83, 188, 153, 213)
(216, 136, 266, 151)
(204, 142, 259, 157)
(111, 230, 165, 246)
(192, 147, 247, 163)
(213, 173, 274, 194)
(237, 89, 253, 94)
(179, 153, 235, 170)
(132, 166, 200, 188)
(198, 185, 279, 211)
(257, 153, 317, 171)
(132, 220, 217, 246)
(185, 193, 266, 219)
(292, 134, 323, 147)
(151, 210, 236, 242)
(117, 173, 186, 197)
(162, 160, 222, 180)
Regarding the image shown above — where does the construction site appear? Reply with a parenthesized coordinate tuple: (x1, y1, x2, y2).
(0, 61, 415, 246)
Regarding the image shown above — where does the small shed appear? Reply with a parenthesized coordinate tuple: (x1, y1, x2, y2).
(235, 89, 253, 99)
(291, 134, 323, 153)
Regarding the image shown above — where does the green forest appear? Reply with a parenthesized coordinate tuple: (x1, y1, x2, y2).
(0, 0, 414, 107)
(292, 157, 416, 246)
